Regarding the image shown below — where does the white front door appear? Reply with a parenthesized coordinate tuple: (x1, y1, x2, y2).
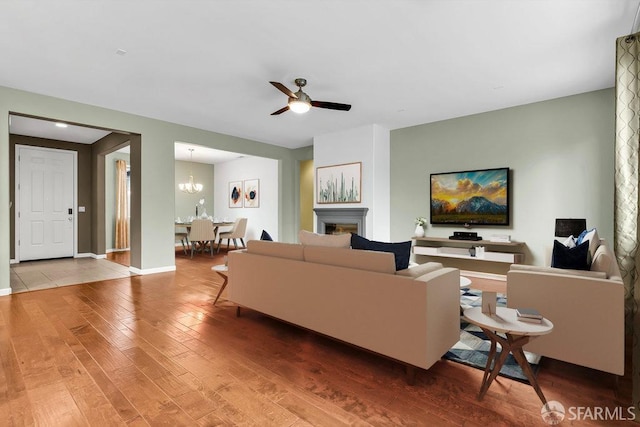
(17, 146, 75, 261)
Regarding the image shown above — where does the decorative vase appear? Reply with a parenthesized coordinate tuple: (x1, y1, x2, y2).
(414, 224, 425, 237)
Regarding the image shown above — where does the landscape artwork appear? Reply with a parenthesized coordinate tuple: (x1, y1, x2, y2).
(229, 181, 243, 208)
(316, 162, 361, 204)
(243, 179, 260, 208)
(430, 167, 509, 225)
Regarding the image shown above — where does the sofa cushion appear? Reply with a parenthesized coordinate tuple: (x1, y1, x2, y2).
(396, 261, 443, 277)
(509, 263, 607, 279)
(350, 234, 411, 271)
(298, 230, 351, 248)
(551, 239, 590, 270)
(246, 240, 304, 260)
(303, 245, 396, 274)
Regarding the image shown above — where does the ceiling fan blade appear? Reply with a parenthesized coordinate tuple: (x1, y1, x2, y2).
(270, 81, 297, 99)
(311, 100, 352, 111)
(270, 105, 290, 115)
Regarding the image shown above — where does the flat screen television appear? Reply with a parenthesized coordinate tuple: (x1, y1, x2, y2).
(430, 167, 510, 226)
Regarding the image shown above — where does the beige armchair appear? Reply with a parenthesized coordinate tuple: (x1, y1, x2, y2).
(506, 240, 624, 375)
(187, 219, 216, 258)
(217, 218, 248, 252)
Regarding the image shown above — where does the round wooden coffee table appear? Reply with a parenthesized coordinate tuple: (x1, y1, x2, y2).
(462, 306, 553, 403)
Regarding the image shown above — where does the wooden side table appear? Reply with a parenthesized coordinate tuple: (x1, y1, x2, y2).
(211, 264, 229, 305)
(462, 306, 553, 403)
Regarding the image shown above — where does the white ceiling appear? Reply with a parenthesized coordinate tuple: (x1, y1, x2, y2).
(174, 142, 246, 164)
(9, 115, 111, 144)
(2, 1, 638, 151)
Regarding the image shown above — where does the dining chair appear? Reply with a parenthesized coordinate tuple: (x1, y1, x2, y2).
(187, 219, 217, 258)
(175, 228, 189, 255)
(216, 218, 248, 252)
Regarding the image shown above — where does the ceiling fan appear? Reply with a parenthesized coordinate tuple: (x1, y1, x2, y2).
(269, 78, 351, 115)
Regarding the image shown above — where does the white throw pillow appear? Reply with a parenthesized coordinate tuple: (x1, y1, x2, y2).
(562, 235, 577, 248)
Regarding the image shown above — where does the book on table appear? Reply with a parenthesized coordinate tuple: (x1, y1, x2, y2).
(516, 307, 543, 319)
(517, 316, 543, 324)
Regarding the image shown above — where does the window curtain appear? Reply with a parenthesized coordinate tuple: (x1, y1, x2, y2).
(115, 159, 130, 249)
(615, 32, 639, 413)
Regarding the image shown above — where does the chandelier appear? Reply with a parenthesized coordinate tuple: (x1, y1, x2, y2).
(179, 149, 203, 194)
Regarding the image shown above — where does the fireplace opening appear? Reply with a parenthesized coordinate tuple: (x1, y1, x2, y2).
(325, 223, 358, 235)
(314, 207, 368, 236)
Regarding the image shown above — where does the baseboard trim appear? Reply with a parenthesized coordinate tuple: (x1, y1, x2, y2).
(129, 265, 176, 275)
(106, 248, 130, 254)
(75, 253, 107, 259)
(0, 287, 12, 296)
(11, 254, 106, 262)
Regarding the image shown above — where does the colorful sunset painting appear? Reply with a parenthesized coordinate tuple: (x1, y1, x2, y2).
(430, 168, 509, 225)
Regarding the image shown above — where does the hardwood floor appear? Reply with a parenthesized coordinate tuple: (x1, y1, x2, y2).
(0, 250, 633, 426)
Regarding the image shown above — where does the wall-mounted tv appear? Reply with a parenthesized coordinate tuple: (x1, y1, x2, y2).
(430, 167, 510, 226)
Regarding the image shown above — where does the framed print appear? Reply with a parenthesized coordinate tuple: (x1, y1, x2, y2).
(316, 162, 362, 204)
(243, 179, 260, 208)
(229, 181, 243, 208)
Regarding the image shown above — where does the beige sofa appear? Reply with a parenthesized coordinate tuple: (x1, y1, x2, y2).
(507, 240, 624, 375)
(227, 240, 461, 382)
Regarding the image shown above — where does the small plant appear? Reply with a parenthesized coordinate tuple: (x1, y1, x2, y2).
(415, 217, 427, 226)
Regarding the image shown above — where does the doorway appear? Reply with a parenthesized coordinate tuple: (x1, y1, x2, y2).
(105, 148, 131, 266)
(299, 159, 314, 232)
(9, 113, 138, 271)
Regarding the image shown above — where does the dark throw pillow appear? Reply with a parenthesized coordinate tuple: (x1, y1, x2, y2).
(551, 239, 590, 270)
(260, 230, 274, 241)
(350, 233, 411, 271)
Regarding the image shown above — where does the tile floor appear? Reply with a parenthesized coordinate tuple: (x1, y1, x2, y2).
(10, 257, 133, 293)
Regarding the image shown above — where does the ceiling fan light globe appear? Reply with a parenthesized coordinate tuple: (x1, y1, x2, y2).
(289, 100, 311, 114)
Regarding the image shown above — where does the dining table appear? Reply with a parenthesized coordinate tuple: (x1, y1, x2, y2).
(175, 219, 235, 253)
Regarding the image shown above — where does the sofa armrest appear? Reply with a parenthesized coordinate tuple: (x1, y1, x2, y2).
(396, 261, 443, 278)
(509, 263, 607, 279)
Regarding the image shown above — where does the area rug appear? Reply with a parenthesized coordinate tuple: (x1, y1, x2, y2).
(445, 288, 541, 383)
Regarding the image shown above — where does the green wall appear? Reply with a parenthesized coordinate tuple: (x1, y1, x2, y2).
(0, 85, 306, 291)
(390, 89, 615, 271)
(174, 160, 215, 221)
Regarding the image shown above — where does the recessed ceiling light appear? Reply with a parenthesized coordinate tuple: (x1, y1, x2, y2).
(116, 49, 127, 56)
(55, 122, 68, 128)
